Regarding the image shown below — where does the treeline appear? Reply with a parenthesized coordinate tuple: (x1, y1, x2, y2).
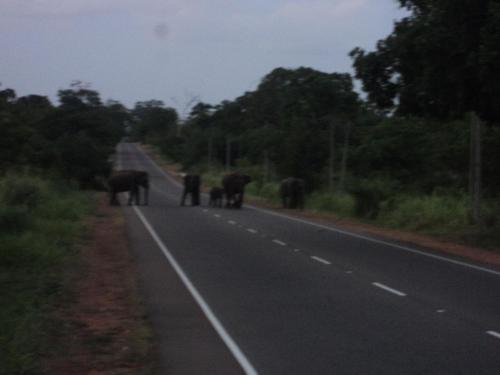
(0, 82, 126, 187)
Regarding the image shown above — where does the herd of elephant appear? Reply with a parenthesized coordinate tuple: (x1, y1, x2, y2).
(107, 170, 305, 209)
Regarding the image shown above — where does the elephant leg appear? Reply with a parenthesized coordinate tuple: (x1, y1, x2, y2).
(180, 189, 188, 206)
(110, 191, 119, 206)
(193, 190, 200, 206)
(144, 187, 149, 206)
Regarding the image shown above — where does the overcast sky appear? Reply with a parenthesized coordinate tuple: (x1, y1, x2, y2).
(1, 0, 406, 114)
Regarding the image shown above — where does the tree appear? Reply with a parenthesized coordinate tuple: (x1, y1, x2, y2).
(350, 0, 500, 122)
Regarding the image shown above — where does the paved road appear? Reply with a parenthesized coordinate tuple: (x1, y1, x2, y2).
(117, 142, 500, 374)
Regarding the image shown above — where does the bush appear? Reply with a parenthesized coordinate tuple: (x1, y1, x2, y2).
(378, 194, 469, 232)
(0, 206, 31, 234)
(349, 177, 400, 219)
(306, 191, 356, 217)
(259, 182, 280, 203)
(0, 174, 48, 209)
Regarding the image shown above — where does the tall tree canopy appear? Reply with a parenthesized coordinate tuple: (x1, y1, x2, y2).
(350, 0, 500, 121)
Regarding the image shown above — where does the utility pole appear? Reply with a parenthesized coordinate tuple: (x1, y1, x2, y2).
(328, 120, 335, 193)
(469, 112, 482, 224)
(339, 121, 352, 192)
(225, 136, 231, 172)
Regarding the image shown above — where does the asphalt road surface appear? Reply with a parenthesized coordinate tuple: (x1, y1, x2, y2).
(117, 142, 500, 375)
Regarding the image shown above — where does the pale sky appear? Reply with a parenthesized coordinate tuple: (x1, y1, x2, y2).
(1, 0, 406, 114)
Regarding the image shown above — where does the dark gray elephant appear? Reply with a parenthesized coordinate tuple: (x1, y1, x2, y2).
(222, 173, 251, 208)
(180, 174, 201, 206)
(108, 170, 149, 206)
(280, 177, 305, 209)
(209, 187, 224, 208)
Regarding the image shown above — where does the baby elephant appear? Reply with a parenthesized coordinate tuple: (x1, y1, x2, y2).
(209, 187, 224, 208)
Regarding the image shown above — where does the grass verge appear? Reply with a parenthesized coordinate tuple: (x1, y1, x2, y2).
(0, 174, 92, 374)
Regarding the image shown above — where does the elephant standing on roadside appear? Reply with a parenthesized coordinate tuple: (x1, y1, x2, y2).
(180, 174, 201, 206)
(280, 177, 305, 209)
(222, 173, 251, 208)
(108, 170, 149, 206)
(209, 187, 224, 208)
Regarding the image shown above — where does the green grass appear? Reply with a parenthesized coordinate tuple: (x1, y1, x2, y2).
(0, 174, 92, 374)
(378, 194, 470, 233)
(306, 191, 356, 217)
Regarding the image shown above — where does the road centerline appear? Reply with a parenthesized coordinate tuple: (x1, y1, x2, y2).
(486, 331, 500, 340)
(372, 282, 407, 297)
(272, 239, 287, 246)
(311, 256, 331, 265)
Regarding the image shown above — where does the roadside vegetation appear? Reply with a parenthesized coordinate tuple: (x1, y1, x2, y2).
(0, 83, 134, 373)
(0, 174, 92, 374)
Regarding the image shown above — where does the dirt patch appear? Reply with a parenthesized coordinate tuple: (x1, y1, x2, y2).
(139, 143, 500, 269)
(43, 194, 153, 375)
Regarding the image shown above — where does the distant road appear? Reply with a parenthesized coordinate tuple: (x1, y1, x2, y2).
(118, 142, 500, 375)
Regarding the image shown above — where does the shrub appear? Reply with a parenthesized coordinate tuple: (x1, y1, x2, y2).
(259, 182, 280, 203)
(378, 194, 469, 232)
(349, 177, 400, 219)
(0, 206, 31, 234)
(306, 191, 356, 217)
(0, 175, 48, 209)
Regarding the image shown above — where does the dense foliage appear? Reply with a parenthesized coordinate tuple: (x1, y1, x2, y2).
(0, 82, 127, 188)
(350, 0, 500, 122)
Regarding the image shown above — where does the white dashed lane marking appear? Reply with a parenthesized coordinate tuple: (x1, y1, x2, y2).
(247, 229, 258, 234)
(228, 220, 237, 225)
(311, 256, 331, 265)
(372, 282, 407, 297)
(214, 214, 221, 218)
(272, 239, 287, 246)
(486, 331, 500, 340)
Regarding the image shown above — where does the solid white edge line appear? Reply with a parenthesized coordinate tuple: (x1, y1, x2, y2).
(486, 331, 500, 339)
(133, 207, 258, 375)
(130, 143, 500, 277)
(272, 239, 287, 246)
(372, 282, 407, 297)
(245, 205, 500, 277)
(311, 256, 331, 265)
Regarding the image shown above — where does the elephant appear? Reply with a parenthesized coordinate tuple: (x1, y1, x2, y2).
(222, 172, 251, 208)
(280, 177, 305, 209)
(180, 174, 201, 206)
(209, 187, 224, 208)
(108, 170, 149, 206)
